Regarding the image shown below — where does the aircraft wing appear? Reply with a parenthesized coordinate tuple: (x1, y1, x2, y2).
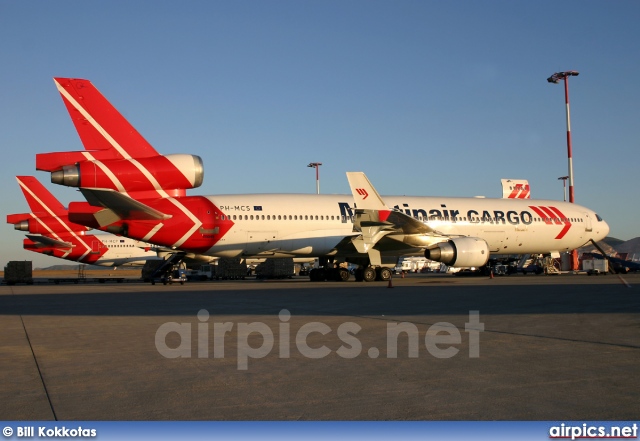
(26, 234, 74, 249)
(377, 210, 435, 235)
(80, 188, 172, 221)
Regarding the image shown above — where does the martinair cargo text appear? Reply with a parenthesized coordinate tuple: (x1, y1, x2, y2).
(32, 78, 609, 282)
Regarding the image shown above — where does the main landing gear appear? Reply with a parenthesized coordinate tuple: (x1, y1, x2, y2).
(353, 266, 392, 282)
(309, 265, 391, 282)
(309, 267, 350, 282)
(308, 256, 393, 282)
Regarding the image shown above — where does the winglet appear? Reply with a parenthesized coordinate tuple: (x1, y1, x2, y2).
(346, 172, 388, 211)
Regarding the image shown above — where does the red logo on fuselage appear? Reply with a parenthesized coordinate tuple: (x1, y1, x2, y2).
(528, 205, 571, 239)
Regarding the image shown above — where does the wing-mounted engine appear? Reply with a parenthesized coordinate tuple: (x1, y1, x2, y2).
(41, 153, 204, 199)
(424, 237, 489, 268)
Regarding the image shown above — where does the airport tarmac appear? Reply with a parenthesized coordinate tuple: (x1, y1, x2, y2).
(1, 273, 638, 421)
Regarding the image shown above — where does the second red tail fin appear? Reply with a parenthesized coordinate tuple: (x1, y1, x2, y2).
(16, 176, 67, 216)
(11, 176, 89, 235)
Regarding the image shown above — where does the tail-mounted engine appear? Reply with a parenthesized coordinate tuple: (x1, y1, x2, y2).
(425, 237, 489, 268)
(7, 213, 89, 235)
(39, 152, 204, 198)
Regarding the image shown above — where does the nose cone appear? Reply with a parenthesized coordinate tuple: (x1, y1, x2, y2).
(601, 220, 610, 240)
(594, 217, 610, 242)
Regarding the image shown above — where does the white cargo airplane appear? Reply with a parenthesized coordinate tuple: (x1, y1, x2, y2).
(63, 173, 609, 282)
(37, 78, 610, 282)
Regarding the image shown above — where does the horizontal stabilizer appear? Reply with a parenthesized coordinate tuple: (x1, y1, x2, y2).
(80, 188, 172, 221)
(7, 213, 31, 225)
(26, 234, 74, 249)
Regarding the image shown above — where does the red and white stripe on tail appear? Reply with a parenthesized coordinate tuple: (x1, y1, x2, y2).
(501, 179, 530, 199)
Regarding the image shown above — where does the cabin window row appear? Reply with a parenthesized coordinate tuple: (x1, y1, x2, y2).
(214, 213, 585, 224)
(219, 214, 355, 222)
(400, 215, 585, 223)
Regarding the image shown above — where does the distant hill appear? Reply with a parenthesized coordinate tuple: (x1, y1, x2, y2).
(615, 237, 640, 255)
(579, 236, 640, 258)
(602, 237, 626, 248)
(579, 239, 617, 255)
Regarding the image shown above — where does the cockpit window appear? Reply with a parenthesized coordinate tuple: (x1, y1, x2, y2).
(595, 214, 603, 222)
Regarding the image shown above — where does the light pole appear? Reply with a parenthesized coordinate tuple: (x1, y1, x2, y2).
(547, 70, 579, 203)
(548, 70, 579, 270)
(307, 162, 322, 194)
(558, 176, 569, 202)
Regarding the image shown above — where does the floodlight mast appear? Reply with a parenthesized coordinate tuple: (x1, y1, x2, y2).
(307, 162, 322, 194)
(547, 71, 579, 203)
(548, 71, 579, 271)
(558, 176, 569, 202)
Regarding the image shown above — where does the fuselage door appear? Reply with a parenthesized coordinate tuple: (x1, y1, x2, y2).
(584, 213, 593, 232)
(91, 240, 101, 254)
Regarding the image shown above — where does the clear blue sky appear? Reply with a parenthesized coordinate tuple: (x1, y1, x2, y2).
(1, 1, 638, 268)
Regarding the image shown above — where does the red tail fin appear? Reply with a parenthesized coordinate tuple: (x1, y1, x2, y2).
(16, 176, 66, 216)
(54, 78, 159, 159)
(12, 176, 89, 235)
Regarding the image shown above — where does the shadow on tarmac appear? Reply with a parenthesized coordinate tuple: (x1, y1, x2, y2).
(0, 280, 637, 317)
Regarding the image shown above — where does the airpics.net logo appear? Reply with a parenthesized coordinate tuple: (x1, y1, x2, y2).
(549, 423, 638, 440)
(155, 309, 484, 370)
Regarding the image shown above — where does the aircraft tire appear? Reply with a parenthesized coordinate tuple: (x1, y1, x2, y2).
(337, 268, 350, 281)
(379, 267, 392, 281)
(309, 268, 324, 282)
(363, 267, 376, 282)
